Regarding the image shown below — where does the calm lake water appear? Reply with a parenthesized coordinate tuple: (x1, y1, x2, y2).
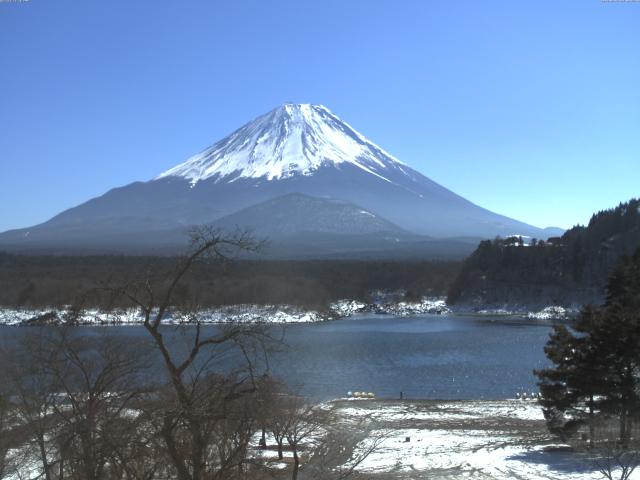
(0, 314, 554, 401)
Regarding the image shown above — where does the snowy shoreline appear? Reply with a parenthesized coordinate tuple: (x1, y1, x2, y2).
(0, 297, 573, 326)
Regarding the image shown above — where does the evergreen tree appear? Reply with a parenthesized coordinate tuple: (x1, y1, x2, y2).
(536, 306, 607, 441)
(536, 247, 640, 445)
(606, 248, 640, 312)
(448, 198, 640, 307)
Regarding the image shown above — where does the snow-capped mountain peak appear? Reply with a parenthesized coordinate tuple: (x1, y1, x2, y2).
(156, 103, 406, 184)
(0, 103, 553, 252)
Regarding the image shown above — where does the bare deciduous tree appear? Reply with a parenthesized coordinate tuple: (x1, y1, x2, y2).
(0, 388, 11, 479)
(265, 392, 384, 480)
(2, 327, 152, 480)
(572, 418, 640, 480)
(1, 227, 381, 480)
(108, 227, 272, 480)
(284, 400, 323, 480)
(593, 445, 640, 480)
(304, 410, 386, 480)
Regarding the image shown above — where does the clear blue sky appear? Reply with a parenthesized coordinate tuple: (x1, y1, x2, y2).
(1, 0, 638, 232)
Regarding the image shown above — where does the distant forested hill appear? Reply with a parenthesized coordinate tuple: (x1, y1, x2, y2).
(447, 198, 640, 310)
(0, 255, 460, 310)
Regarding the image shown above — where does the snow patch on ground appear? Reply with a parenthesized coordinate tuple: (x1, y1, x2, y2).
(475, 308, 516, 316)
(0, 293, 576, 326)
(338, 400, 544, 424)
(0, 305, 326, 326)
(472, 305, 575, 321)
(330, 297, 451, 317)
(527, 305, 569, 321)
(333, 399, 625, 479)
(0, 296, 454, 326)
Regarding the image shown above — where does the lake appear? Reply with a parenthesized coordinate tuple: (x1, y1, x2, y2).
(266, 313, 553, 400)
(0, 313, 554, 401)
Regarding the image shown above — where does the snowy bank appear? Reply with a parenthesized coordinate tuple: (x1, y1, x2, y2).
(0, 296, 576, 326)
(0, 304, 326, 326)
(330, 297, 451, 317)
(469, 305, 575, 321)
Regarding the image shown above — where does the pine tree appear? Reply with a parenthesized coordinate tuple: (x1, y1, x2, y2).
(535, 306, 606, 441)
(536, 247, 640, 445)
(606, 248, 640, 312)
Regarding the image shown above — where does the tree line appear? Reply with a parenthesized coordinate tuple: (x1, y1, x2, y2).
(536, 246, 640, 479)
(448, 198, 640, 309)
(0, 252, 460, 312)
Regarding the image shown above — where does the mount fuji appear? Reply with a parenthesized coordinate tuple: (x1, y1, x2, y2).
(0, 103, 560, 257)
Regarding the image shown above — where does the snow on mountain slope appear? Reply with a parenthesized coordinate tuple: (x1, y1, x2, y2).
(156, 103, 406, 184)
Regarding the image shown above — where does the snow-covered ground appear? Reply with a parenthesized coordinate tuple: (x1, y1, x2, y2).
(0, 294, 574, 326)
(0, 304, 326, 326)
(474, 305, 574, 321)
(527, 305, 571, 321)
(330, 297, 451, 317)
(332, 399, 632, 479)
(5, 398, 632, 480)
(0, 296, 453, 326)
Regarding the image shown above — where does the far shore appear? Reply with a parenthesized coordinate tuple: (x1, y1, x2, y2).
(0, 298, 575, 327)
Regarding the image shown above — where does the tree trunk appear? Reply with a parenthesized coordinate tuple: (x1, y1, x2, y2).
(161, 417, 192, 480)
(291, 448, 299, 480)
(620, 408, 629, 446)
(278, 441, 283, 460)
(190, 419, 204, 480)
(37, 435, 52, 480)
(588, 394, 595, 446)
